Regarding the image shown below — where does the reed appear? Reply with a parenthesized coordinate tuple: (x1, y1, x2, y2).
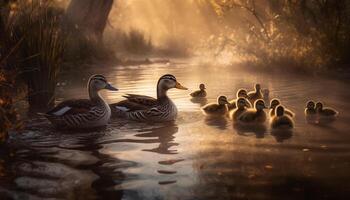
(14, 0, 65, 108)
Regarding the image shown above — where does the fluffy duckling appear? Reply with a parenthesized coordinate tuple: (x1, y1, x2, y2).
(315, 102, 339, 117)
(201, 96, 229, 117)
(247, 84, 263, 104)
(269, 98, 295, 118)
(190, 83, 207, 98)
(270, 105, 294, 129)
(228, 89, 252, 110)
(229, 97, 249, 121)
(304, 100, 316, 116)
(238, 99, 267, 124)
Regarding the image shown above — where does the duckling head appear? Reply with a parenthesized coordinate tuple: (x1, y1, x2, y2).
(199, 84, 206, 90)
(218, 96, 229, 105)
(88, 74, 118, 92)
(254, 99, 267, 111)
(270, 98, 280, 109)
(315, 102, 323, 111)
(255, 84, 261, 91)
(236, 97, 247, 108)
(236, 89, 248, 98)
(306, 100, 315, 109)
(275, 105, 285, 117)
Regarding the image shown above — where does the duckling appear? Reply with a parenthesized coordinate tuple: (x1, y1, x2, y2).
(304, 100, 316, 116)
(229, 97, 249, 121)
(269, 98, 295, 118)
(201, 96, 229, 117)
(44, 75, 118, 129)
(315, 102, 339, 117)
(270, 105, 294, 129)
(228, 89, 252, 110)
(190, 83, 207, 98)
(247, 84, 263, 104)
(238, 99, 267, 124)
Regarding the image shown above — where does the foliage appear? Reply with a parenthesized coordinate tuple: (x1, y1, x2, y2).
(209, 0, 350, 71)
(122, 29, 153, 54)
(0, 71, 20, 145)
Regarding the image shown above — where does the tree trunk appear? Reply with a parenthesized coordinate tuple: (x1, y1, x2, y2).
(65, 0, 114, 40)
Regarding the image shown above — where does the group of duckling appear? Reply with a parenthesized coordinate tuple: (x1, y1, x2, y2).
(43, 74, 339, 130)
(197, 83, 338, 129)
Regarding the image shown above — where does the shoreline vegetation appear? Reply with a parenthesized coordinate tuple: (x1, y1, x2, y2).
(1, 0, 350, 144)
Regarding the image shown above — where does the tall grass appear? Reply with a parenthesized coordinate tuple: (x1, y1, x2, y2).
(14, 1, 65, 108)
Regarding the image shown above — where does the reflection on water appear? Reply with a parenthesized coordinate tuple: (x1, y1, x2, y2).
(233, 123, 267, 139)
(1, 61, 350, 199)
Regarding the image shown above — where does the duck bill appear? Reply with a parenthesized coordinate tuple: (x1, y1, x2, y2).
(105, 83, 119, 91)
(175, 82, 188, 90)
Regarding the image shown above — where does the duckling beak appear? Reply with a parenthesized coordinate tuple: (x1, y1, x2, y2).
(105, 83, 119, 91)
(175, 82, 188, 90)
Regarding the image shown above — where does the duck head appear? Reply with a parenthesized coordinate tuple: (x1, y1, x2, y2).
(157, 74, 188, 98)
(270, 98, 280, 109)
(88, 74, 118, 100)
(217, 96, 229, 105)
(275, 105, 285, 117)
(315, 102, 323, 111)
(199, 83, 206, 90)
(254, 99, 267, 111)
(306, 100, 315, 109)
(236, 89, 248, 98)
(88, 74, 118, 91)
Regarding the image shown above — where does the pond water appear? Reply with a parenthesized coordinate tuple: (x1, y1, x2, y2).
(1, 60, 350, 200)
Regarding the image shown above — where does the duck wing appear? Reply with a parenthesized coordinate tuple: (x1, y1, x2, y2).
(110, 94, 158, 112)
(123, 94, 158, 106)
(46, 99, 96, 116)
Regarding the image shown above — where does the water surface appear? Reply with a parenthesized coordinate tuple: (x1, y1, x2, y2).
(1, 61, 350, 200)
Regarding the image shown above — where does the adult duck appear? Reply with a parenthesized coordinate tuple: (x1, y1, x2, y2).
(44, 75, 118, 129)
(110, 74, 188, 122)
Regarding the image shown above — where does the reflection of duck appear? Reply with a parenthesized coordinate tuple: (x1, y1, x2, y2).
(139, 122, 179, 154)
(190, 97, 208, 107)
(190, 84, 207, 98)
(247, 84, 263, 104)
(316, 102, 339, 117)
(228, 89, 252, 110)
(201, 96, 229, 117)
(44, 75, 118, 129)
(204, 116, 228, 130)
(271, 129, 293, 143)
(270, 105, 294, 129)
(229, 97, 249, 122)
(269, 98, 295, 118)
(233, 123, 267, 138)
(238, 99, 267, 124)
(110, 74, 188, 122)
